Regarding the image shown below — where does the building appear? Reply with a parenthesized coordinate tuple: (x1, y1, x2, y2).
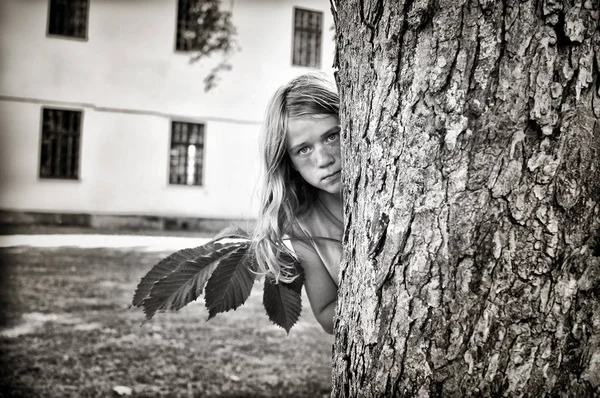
(0, 0, 335, 231)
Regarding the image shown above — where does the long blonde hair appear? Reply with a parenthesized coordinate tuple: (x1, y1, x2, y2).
(253, 72, 339, 283)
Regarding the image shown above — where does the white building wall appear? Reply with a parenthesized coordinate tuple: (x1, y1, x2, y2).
(0, 0, 335, 220)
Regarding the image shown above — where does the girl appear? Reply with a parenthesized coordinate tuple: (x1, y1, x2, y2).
(253, 72, 343, 335)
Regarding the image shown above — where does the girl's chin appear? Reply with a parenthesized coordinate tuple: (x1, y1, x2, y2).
(319, 183, 342, 196)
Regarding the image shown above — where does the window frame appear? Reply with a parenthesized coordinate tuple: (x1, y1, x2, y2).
(38, 106, 84, 181)
(46, 0, 90, 41)
(174, 0, 195, 52)
(291, 7, 323, 68)
(168, 120, 206, 187)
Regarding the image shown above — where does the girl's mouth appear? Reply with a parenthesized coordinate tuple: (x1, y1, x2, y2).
(322, 171, 341, 181)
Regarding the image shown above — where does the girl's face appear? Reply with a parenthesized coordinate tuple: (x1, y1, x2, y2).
(285, 115, 341, 196)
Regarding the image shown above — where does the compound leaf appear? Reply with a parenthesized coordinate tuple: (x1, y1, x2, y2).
(204, 245, 256, 319)
(132, 224, 313, 334)
(263, 265, 304, 334)
(140, 242, 243, 320)
(132, 243, 229, 307)
(210, 225, 250, 243)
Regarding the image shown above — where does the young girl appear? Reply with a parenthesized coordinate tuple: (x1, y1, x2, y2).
(253, 72, 343, 335)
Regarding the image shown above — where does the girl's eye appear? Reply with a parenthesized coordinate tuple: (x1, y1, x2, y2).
(298, 147, 310, 155)
(326, 133, 339, 143)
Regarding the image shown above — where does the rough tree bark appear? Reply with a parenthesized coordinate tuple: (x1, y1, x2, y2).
(330, 0, 600, 396)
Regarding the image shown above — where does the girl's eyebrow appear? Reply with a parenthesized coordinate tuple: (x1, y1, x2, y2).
(288, 140, 307, 153)
(320, 125, 341, 138)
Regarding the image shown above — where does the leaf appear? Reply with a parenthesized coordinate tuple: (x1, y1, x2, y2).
(132, 243, 229, 307)
(204, 244, 257, 319)
(131, 224, 310, 334)
(140, 242, 244, 320)
(263, 263, 304, 334)
(210, 225, 250, 243)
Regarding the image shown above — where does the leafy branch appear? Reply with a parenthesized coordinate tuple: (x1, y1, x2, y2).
(132, 226, 307, 333)
(182, 0, 239, 91)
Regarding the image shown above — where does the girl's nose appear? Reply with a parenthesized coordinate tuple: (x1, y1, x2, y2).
(315, 147, 335, 167)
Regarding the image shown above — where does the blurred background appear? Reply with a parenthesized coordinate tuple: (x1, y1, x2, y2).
(0, 1, 336, 396)
(0, 0, 335, 229)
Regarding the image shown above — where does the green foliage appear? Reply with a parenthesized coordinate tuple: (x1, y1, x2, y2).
(132, 227, 304, 334)
(184, 0, 238, 91)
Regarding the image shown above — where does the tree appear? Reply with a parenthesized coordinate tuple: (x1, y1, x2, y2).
(330, 0, 600, 396)
(182, 0, 238, 91)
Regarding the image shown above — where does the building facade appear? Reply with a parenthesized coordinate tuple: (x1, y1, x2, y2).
(0, 0, 335, 229)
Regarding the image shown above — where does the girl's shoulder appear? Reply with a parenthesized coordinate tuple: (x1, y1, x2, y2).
(290, 200, 342, 284)
(293, 200, 342, 241)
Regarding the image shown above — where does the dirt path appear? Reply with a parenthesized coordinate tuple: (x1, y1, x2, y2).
(0, 234, 210, 251)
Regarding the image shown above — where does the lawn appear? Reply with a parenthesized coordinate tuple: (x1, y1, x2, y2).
(0, 245, 334, 397)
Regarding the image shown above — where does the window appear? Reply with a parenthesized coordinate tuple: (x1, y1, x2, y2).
(175, 0, 195, 51)
(39, 108, 82, 180)
(47, 0, 89, 39)
(169, 121, 205, 186)
(292, 8, 323, 68)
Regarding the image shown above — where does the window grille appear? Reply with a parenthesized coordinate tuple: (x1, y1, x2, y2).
(292, 8, 323, 68)
(47, 0, 89, 39)
(175, 0, 195, 51)
(40, 108, 82, 180)
(169, 121, 205, 186)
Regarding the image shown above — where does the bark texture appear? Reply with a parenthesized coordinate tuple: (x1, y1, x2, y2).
(331, 0, 600, 396)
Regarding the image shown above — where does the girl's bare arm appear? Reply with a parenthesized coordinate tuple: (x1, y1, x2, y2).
(291, 241, 338, 334)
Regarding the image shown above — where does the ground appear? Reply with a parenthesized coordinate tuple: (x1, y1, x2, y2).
(0, 232, 333, 397)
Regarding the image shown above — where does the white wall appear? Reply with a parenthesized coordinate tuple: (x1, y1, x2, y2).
(0, 0, 335, 219)
(0, 101, 262, 218)
(0, 0, 335, 120)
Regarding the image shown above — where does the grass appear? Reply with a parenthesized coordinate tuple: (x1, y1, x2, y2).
(0, 245, 334, 397)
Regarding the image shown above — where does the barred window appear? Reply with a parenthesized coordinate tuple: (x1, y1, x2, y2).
(175, 0, 195, 51)
(47, 0, 89, 39)
(292, 8, 323, 68)
(40, 108, 82, 180)
(169, 121, 205, 186)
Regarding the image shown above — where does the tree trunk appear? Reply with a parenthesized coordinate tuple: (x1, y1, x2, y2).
(330, 0, 600, 396)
